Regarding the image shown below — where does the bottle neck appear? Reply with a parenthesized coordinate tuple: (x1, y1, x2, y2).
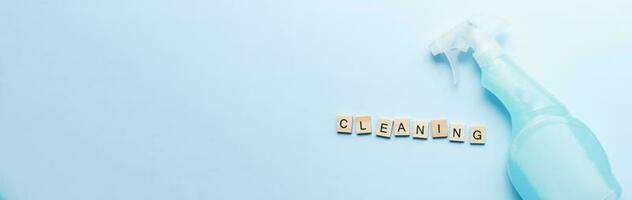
(475, 52, 568, 133)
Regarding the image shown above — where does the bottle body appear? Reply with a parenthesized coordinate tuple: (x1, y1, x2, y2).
(508, 114, 621, 199)
(478, 54, 621, 199)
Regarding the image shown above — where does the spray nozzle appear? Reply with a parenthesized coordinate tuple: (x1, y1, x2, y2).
(429, 16, 509, 85)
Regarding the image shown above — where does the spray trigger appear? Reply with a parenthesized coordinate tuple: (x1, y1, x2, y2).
(444, 49, 461, 85)
(429, 16, 509, 85)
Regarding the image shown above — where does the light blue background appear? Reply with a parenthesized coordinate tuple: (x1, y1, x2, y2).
(0, 0, 631, 199)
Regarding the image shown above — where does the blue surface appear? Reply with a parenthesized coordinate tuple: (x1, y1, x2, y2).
(0, 0, 631, 199)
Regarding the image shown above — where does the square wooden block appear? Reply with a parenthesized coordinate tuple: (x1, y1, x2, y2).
(412, 120, 428, 139)
(376, 118, 393, 138)
(354, 115, 372, 135)
(431, 119, 448, 138)
(470, 125, 487, 145)
(336, 115, 353, 134)
(449, 123, 465, 142)
(393, 118, 410, 137)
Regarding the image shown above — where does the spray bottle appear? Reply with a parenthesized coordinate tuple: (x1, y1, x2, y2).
(430, 16, 621, 199)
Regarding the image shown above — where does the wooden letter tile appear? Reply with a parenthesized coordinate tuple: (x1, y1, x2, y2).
(449, 123, 465, 142)
(431, 119, 448, 138)
(354, 115, 372, 135)
(470, 125, 487, 145)
(412, 120, 428, 139)
(393, 118, 410, 137)
(376, 118, 393, 138)
(336, 115, 353, 134)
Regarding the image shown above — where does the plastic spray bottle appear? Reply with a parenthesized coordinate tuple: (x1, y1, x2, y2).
(429, 16, 621, 199)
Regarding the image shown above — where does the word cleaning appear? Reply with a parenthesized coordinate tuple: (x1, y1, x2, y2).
(336, 115, 486, 144)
